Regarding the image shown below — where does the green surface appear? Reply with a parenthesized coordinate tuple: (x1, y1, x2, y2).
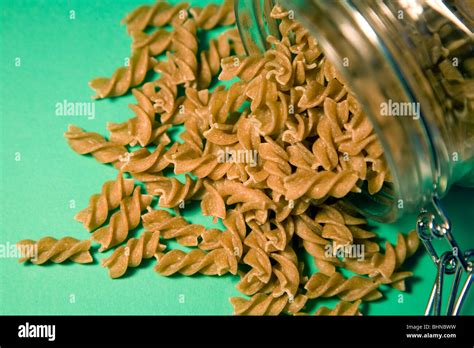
(0, 0, 473, 316)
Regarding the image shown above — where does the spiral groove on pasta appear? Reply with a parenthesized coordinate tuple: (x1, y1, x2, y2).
(155, 248, 235, 276)
(230, 293, 307, 316)
(157, 18, 198, 86)
(17, 237, 93, 264)
(65, 125, 128, 165)
(102, 231, 166, 278)
(91, 187, 153, 252)
(197, 28, 244, 89)
(190, 0, 235, 29)
(284, 169, 360, 201)
(344, 230, 420, 285)
(145, 175, 204, 208)
(119, 144, 177, 182)
(305, 271, 382, 302)
(143, 209, 207, 247)
(89, 48, 157, 99)
(108, 89, 171, 147)
(314, 300, 362, 316)
(75, 171, 135, 232)
(123, 1, 189, 33)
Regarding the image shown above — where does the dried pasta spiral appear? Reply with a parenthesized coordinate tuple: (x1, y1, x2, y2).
(155, 248, 235, 276)
(197, 28, 244, 89)
(64, 125, 127, 165)
(258, 137, 291, 198)
(207, 82, 249, 124)
(344, 231, 420, 282)
(314, 300, 362, 316)
(304, 272, 382, 302)
(122, 1, 189, 33)
(219, 55, 267, 82)
(189, 0, 235, 30)
(108, 89, 171, 147)
(89, 48, 157, 99)
(284, 168, 359, 201)
(75, 171, 134, 232)
(199, 209, 246, 259)
(230, 293, 307, 316)
(143, 209, 207, 247)
(145, 175, 205, 208)
(131, 28, 173, 57)
(119, 144, 177, 182)
(155, 19, 198, 86)
(17, 237, 92, 264)
(293, 214, 341, 276)
(312, 98, 346, 170)
(91, 187, 152, 252)
(102, 231, 166, 278)
(295, 78, 347, 110)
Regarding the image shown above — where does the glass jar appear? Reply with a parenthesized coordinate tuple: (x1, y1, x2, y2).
(235, 0, 474, 222)
(234, 0, 474, 315)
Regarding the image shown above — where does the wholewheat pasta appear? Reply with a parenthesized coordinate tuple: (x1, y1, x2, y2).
(314, 300, 362, 316)
(64, 125, 128, 165)
(122, 2, 189, 33)
(143, 209, 208, 247)
(102, 231, 165, 278)
(189, 0, 235, 30)
(21, 0, 423, 316)
(91, 186, 152, 252)
(17, 237, 93, 264)
(89, 48, 157, 99)
(75, 171, 135, 232)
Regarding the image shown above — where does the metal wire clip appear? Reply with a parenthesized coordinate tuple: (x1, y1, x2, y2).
(416, 196, 473, 315)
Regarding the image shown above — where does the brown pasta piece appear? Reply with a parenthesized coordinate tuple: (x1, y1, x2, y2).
(230, 293, 307, 316)
(344, 230, 420, 286)
(156, 18, 198, 86)
(122, 1, 189, 33)
(219, 55, 267, 82)
(131, 28, 173, 57)
(284, 169, 360, 201)
(119, 144, 177, 182)
(17, 237, 92, 264)
(145, 175, 205, 208)
(189, 0, 235, 29)
(155, 248, 235, 276)
(75, 171, 134, 232)
(64, 125, 128, 165)
(108, 89, 171, 147)
(314, 300, 362, 316)
(91, 186, 152, 252)
(142, 209, 207, 247)
(89, 48, 157, 99)
(102, 231, 165, 278)
(197, 28, 244, 89)
(304, 271, 382, 302)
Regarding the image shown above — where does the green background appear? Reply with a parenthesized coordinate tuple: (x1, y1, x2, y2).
(0, 0, 473, 315)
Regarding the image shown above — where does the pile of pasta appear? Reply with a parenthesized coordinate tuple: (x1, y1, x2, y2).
(18, 0, 420, 316)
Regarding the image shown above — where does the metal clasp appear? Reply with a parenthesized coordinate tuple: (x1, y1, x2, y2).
(416, 195, 473, 315)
